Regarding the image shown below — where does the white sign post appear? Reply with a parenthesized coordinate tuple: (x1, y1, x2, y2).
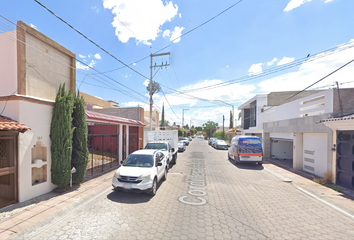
(70, 167, 76, 187)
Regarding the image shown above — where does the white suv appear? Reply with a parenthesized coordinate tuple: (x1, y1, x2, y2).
(112, 149, 168, 196)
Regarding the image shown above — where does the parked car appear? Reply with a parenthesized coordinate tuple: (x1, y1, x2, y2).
(228, 136, 263, 166)
(144, 141, 176, 165)
(188, 136, 192, 141)
(214, 140, 229, 150)
(112, 149, 168, 196)
(208, 137, 218, 146)
(179, 137, 189, 146)
(178, 141, 186, 152)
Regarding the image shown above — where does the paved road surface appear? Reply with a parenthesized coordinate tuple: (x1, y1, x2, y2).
(14, 138, 354, 239)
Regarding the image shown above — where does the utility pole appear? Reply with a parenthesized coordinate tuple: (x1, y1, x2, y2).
(182, 109, 189, 129)
(149, 52, 170, 131)
(213, 100, 234, 138)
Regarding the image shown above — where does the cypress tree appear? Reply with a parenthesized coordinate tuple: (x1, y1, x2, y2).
(229, 111, 233, 129)
(160, 103, 165, 130)
(50, 84, 74, 188)
(71, 91, 89, 183)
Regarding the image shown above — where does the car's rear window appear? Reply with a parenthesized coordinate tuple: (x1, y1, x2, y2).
(145, 143, 167, 151)
(239, 138, 262, 153)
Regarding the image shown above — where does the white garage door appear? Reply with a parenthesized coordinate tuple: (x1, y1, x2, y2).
(303, 133, 328, 177)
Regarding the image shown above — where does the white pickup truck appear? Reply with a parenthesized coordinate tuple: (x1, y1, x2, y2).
(144, 130, 178, 166)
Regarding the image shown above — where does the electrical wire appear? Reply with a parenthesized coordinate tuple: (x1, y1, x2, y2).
(34, 0, 149, 80)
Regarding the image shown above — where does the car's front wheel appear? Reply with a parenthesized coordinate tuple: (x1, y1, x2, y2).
(149, 178, 157, 196)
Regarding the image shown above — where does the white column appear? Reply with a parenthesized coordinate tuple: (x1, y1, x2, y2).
(119, 124, 123, 163)
(126, 125, 129, 156)
(293, 132, 303, 170)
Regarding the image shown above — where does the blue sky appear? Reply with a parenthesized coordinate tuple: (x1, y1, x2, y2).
(1, 0, 354, 127)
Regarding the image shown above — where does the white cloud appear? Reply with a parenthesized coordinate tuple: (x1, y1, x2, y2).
(76, 60, 97, 70)
(163, 29, 171, 38)
(248, 63, 263, 75)
(258, 39, 354, 92)
(143, 79, 149, 87)
(278, 57, 295, 66)
(94, 53, 101, 59)
(170, 26, 184, 43)
(103, 0, 179, 45)
(179, 13, 182, 18)
(284, 0, 312, 12)
(92, 6, 99, 13)
(226, 65, 229, 68)
(121, 101, 150, 110)
(30, 24, 37, 30)
(79, 54, 86, 58)
(325, 0, 334, 3)
(267, 57, 278, 66)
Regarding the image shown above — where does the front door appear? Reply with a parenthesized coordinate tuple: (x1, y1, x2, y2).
(0, 132, 18, 208)
(336, 131, 354, 190)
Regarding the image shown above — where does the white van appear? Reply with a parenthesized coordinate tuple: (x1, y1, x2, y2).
(228, 136, 263, 166)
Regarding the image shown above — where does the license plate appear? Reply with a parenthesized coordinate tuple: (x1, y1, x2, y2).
(123, 184, 132, 189)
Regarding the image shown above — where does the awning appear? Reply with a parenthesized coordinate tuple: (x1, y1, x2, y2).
(0, 115, 31, 133)
(86, 110, 145, 127)
(319, 114, 354, 130)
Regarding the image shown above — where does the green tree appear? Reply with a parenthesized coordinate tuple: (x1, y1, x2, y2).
(178, 128, 183, 137)
(71, 91, 89, 184)
(50, 84, 74, 188)
(195, 126, 202, 131)
(229, 111, 233, 129)
(202, 121, 218, 138)
(213, 131, 226, 140)
(160, 103, 165, 130)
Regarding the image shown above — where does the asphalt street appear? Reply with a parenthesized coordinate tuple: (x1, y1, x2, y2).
(12, 138, 354, 240)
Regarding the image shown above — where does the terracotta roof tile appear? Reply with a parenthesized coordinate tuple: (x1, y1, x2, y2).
(0, 115, 31, 133)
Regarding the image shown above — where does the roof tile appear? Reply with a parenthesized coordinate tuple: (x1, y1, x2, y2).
(0, 115, 31, 133)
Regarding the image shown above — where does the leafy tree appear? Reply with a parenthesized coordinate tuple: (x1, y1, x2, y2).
(213, 131, 226, 140)
(185, 124, 189, 130)
(50, 84, 74, 188)
(190, 128, 197, 135)
(173, 122, 176, 126)
(202, 121, 218, 138)
(71, 91, 89, 184)
(178, 128, 183, 137)
(195, 126, 203, 131)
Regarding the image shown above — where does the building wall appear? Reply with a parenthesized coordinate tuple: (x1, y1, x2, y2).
(0, 30, 17, 96)
(332, 88, 354, 117)
(81, 92, 113, 109)
(93, 107, 142, 121)
(16, 21, 76, 100)
(8, 100, 56, 202)
(267, 90, 324, 106)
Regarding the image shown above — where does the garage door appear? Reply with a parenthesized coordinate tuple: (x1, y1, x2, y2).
(303, 133, 327, 177)
(336, 131, 354, 190)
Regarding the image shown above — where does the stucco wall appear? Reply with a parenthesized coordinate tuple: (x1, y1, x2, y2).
(18, 100, 56, 202)
(267, 90, 324, 106)
(80, 92, 113, 109)
(92, 107, 142, 121)
(0, 30, 17, 96)
(332, 88, 354, 117)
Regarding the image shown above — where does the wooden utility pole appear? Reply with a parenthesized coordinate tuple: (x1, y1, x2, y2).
(149, 52, 170, 131)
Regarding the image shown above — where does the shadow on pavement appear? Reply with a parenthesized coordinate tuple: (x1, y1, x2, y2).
(228, 159, 264, 170)
(107, 181, 164, 204)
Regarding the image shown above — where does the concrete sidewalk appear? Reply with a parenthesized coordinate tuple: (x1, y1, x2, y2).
(0, 169, 116, 239)
(1, 162, 354, 239)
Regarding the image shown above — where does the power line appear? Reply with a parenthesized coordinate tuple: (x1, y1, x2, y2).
(87, 0, 244, 76)
(34, 0, 149, 80)
(262, 58, 354, 114)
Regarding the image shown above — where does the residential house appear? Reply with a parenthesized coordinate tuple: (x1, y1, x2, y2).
(144, 109, 160, 131)
(0, 21, 76, 207)
(238, 88, 354, 189)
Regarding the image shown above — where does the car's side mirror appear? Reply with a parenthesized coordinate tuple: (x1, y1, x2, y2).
(120, 160, 124, 164)
(156, 162, 162, 166)
(171, 148, 175, 152)
(140, 148, 142, 150)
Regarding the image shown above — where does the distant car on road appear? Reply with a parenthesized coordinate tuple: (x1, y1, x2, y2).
(214, 140, 229, 150)
(112, 149, 168, 196)
(188, 136, 192, 141)
(208, 137, 218, 146)
(178, 141, 186, 152)
(179, 137, 189, 146)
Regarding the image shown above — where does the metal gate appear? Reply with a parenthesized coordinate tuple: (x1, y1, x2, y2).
(336, 131, 354, 190)
(0, 133, 17, 208)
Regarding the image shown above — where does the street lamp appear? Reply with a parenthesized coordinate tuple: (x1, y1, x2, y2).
(213, 100, 235, 138)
